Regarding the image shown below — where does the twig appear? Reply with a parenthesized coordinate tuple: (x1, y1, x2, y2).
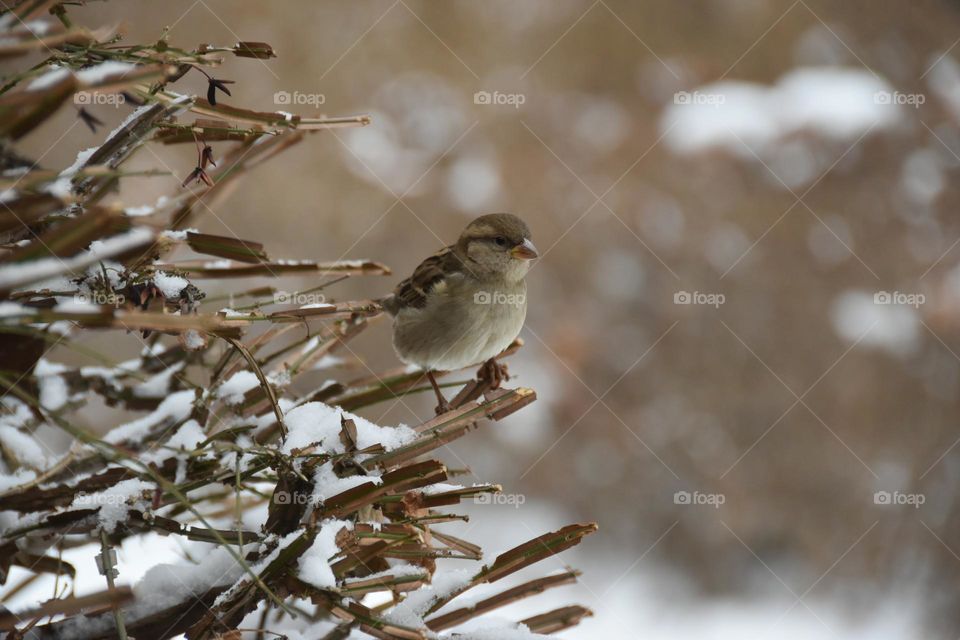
(97, 530, 128, 640)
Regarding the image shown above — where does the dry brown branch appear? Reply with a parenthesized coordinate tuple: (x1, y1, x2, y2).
(0, 4, 598, 638)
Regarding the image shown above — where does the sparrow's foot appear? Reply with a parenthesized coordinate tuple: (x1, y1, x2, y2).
(426, 370, 451, 414)
(477, 358, 509, 389)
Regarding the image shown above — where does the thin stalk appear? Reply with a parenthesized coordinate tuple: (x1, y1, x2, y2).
(98, 530, 128, 640)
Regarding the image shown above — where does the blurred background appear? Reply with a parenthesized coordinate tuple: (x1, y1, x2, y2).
(10, 0, 960, 637)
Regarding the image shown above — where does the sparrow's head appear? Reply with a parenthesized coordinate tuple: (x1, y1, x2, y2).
(457, 213, 538, 280)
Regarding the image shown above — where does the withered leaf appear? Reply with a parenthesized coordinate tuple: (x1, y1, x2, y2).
(340, 415, 358, 451)
(181, 166, 202, 187)
(201, 144, 216, 169)
(181, 167, 213, 188)
(206, 78, 235, 106)
(233, 41, 277, 59)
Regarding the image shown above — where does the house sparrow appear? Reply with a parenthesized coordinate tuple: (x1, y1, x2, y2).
(381, 213, 538, 413)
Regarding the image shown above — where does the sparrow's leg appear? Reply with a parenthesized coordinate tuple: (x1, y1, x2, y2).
(426, 370, 450, 414)
(477, 358, 510, 389)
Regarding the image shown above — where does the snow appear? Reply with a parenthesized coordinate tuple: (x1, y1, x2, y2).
(183, 329, 206, 350)
(152, 271, 189, 298)
(422, 482, 465, 495)
(0, 425, 50, 469)
(38, 372, 69, 411)
(281, 402, 417, 456)
(42, 146, 98, 199)
(133, 363, 185, 398)
(660, 67, 899, 156)
(45, 320, 73, 335)
(53, 298, 101, 313)
(106, 102, 164, 143)
(141, 419, 206, 472)
(446, 625, 541, 640)
(133, 544, 245, 605)
(251, 397, 297, 430)
(217, 370, 260, 405)
(336, 259, 369, 268)
(385, 568, 474, 628)
(219, 307, 255, 317)
(0, 463, 930, 640)
(298, 518, 351, 589)
(358, 563, 428, 581)
(218, 447, 256, 476)
(124, 204, 157, 217)
(0, 227, 155, 290)
(20, 19, 52, 36)
(104, 389, 195, 444)
(44, 176, 73, 198)
(312, 461, 380, 503)
(267, 369, 291, 390)
(35, 358, 68, 376)
(27, 66, 69, 90)
(0, 397, 33, 429)
(310, 353, 343, 371)
(164, 419, 206, 451)
(27, 60, 137, 91)
(79, 357, 138, 389)
(76, 61, 137, 84)
(61, 146, 98, 179)
(0, 467, 37, 492)
(141, 341, 166, 357)
(159, 226, 197, 241)
(214, 532, 303, 607)
(51, 543, 248, 640)
(0, 301, 31, 317)
(87, 260, 125, 288)
(70, 478, 153, 533)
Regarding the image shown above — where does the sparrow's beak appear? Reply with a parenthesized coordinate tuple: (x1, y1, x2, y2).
(511, 238, 539, 260)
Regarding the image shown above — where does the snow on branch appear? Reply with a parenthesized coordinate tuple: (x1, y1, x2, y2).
(0, 3, 596, 639)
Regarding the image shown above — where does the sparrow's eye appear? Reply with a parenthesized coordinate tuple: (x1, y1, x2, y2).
(493, 236, 508, 247)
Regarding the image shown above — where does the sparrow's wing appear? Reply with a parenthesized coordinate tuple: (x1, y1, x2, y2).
(390, 246, 466, 311)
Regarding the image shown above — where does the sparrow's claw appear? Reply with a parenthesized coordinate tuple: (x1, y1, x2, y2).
(477, 358, 509, 389)
(426, 370, 451, 414)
